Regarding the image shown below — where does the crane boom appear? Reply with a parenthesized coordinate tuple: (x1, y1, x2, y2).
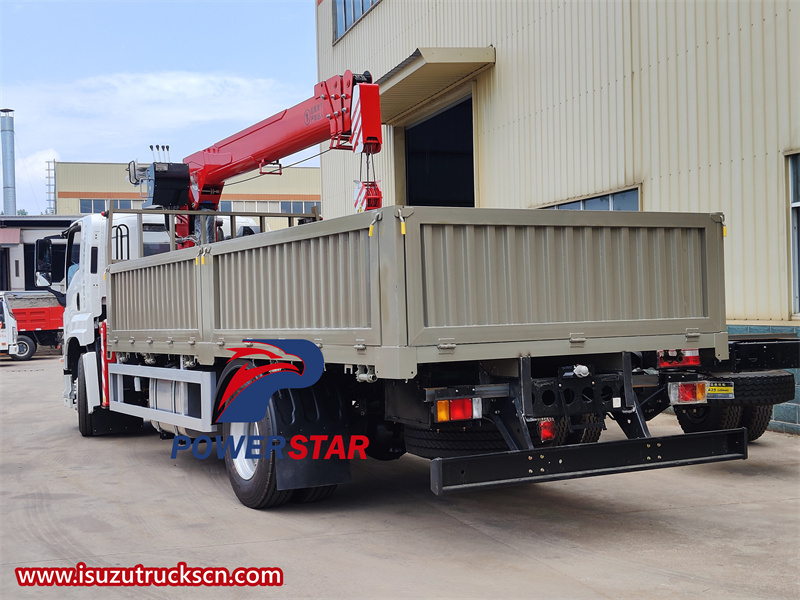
(183, 70, 381, 209)
(130, 71, 382, 212)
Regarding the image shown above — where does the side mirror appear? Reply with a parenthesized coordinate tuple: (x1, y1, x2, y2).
(34, 238, 53, 288)
(127, 160, 140, 185)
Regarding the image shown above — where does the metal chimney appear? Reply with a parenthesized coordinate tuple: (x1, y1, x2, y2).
(1, 109, 17, 216)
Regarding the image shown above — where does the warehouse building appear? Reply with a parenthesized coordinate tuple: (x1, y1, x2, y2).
(0, 163, 320, 292)
(315, 0, 799, 432)
(54, 162, 321, 218)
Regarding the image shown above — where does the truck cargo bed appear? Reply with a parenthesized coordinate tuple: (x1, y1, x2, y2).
(107, 207, 728, 378)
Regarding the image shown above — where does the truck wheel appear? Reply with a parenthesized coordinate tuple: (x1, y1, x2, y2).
(741, 405, 773, 441)
(292, 485, 337, 503)
(11, 334, 36, 361)
(675, 404, 743, 434)
(707, 371, 795, 406)
(222, 416, 293, 509)
(77, 360, 94, 437)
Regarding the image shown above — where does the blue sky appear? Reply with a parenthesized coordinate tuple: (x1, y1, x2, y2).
(0, 0, 319, 214)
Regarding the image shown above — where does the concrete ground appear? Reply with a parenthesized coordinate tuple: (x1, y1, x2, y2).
(1, 354, 798, 600)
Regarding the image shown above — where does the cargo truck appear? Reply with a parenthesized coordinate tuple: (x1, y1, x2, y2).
(1, 291, 64, 360)
(34, 71, 799, 509)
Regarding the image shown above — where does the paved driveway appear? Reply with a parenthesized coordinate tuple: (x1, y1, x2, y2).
(2, 355, 798, 599)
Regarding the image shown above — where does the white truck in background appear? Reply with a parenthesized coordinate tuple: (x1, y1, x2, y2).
(0, 293, 19, 358)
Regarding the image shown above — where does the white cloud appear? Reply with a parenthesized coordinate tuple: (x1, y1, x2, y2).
(6, 71, 305, 159)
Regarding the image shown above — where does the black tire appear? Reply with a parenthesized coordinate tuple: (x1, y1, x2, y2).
(222, 412, 293, 509)
(675, 404, 743, 434)
(404, 425, 508, 459)
(77, 359, 93, 437)
(292, 485, 337, 504)
(707, 371, 795, 406)
(11, 334, 36, 361)
(741, 405, 773, 442)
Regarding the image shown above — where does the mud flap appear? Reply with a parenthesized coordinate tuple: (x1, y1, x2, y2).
(270, 383, 352, 491)
(81, 352, 102, 413)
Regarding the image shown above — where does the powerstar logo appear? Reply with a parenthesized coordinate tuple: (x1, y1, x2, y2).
(172, 338, 370, 461)
(216, 339, 323, 424)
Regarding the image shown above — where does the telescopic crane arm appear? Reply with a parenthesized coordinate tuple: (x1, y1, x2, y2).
(130, 71, 382, 212)
(182, 70, 382, 209)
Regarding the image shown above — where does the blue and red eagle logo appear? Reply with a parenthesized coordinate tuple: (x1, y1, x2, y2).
(216, 339, 324, 423)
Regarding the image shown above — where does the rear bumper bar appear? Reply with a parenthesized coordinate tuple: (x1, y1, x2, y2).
(430, 428, 748, 495)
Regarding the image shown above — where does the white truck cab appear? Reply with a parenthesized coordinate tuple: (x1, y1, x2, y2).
(0, 293, 19, 357)
(39, 210, 250, 412)
(36, 212, 172, 409)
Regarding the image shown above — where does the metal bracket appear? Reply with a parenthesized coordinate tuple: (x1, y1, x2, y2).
(614, 352, 651, 439)
(258, 160, 283, 175)
(437, 338, 456, 354)
(490, 378, 535, 451)
(519, 356, 533, 417)
(569, 333, 587, 347)
(685, 328, 701, 341)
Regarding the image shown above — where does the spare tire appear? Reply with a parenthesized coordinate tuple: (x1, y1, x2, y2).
(707, 370, 794, 406)
(404, 418, 572, 458)
(404, 425, 508, 459)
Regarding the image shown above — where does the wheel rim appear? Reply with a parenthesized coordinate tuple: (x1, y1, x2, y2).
(680, 406, 709, 424)
(229, 421, 260, 481)
(17, 340, 30, 355)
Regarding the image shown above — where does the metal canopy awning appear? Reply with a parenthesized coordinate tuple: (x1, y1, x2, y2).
(375, 47, 496, 124)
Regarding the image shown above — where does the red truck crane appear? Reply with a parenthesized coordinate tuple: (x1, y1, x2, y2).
(128, 70, 382, 215)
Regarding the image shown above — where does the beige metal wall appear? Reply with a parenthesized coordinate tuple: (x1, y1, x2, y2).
(629, 1, 799, 322)
(316, 0, 800, 322)
(56, 163, 321, 230)
(223, 166, 320, 200)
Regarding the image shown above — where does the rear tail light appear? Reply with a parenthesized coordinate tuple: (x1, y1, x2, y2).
(668, 380, 734, 404)
(436, 400, 450, 423)
(668, 382, 707, 404)
(658, 348, 701, 368)
(448, 398, 471, 420)
(435, 398, 483, 422)
(539, 419, 556, 442)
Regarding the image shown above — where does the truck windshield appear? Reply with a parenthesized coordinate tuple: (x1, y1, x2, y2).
(142, 224, 171, 257)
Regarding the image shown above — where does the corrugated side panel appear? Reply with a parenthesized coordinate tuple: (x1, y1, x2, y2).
(212, 228, 377, 342)
(110, 257, 198, 333)
(404, 208, 723, 347)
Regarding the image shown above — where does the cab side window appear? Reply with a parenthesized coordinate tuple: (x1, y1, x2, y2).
(66, 228, 82, 288)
